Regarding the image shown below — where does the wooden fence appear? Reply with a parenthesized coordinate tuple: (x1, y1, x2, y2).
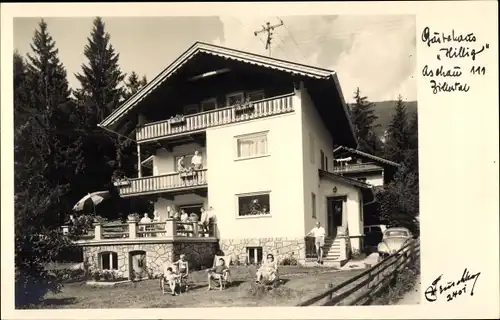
(297, 239, 420, 306)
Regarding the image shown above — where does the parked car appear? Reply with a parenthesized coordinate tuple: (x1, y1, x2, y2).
(363, 224, 387, 249)
(377, 227, 414, 262)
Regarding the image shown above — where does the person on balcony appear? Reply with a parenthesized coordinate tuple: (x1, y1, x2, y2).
(179, 209, 190, 236)
(191, 150, 203, 170)
(140, 213, 152, 237)
(177, 156, 187, 173)
(152, 210, 161, 237)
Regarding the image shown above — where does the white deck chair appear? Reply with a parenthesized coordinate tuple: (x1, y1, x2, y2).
(160, 262, 183, 295)
(207, 255, 232, 290)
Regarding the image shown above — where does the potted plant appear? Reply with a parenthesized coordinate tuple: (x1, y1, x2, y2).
(127, 213, 140, 222)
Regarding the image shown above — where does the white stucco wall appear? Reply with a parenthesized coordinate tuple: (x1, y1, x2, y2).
(364, 173, 384, 187)
(300, 85, 336, 234)
(317, 178, 363, 252)
(205, 93, 305, 239)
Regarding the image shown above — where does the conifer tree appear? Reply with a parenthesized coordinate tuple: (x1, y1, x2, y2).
(123, 71, 148, 100)
(74, 17, 127, 194)
(14, 19, 80, 307)
(384, 95, 410, 164)
(350, 88, 381, 154)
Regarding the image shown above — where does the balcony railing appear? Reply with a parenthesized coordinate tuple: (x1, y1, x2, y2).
(68, 219, 217, 242)
(114, 168, 207, 197)
(136, 93, 295, 142)
(332, 163, 382, 174)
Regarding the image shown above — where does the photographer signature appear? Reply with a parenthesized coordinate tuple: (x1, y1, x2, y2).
(425, 268, 480, 302)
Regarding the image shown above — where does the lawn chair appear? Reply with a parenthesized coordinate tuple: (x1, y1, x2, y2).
(160, 262, 182, 295)
(207, 255, 232, 290)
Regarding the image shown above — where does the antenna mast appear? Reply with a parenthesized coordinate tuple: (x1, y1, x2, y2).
(254, 19, 284, 57)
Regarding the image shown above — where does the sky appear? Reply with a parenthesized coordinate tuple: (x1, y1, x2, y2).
(13, 15, 416, 103)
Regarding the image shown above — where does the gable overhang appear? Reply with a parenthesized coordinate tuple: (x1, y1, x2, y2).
(98, 41, 357, 147)
(319, 169, 375, 204)
(333, 146, 401, 168)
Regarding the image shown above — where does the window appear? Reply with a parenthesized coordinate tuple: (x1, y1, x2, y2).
(237, 192, 270, 217)
(236, 132, 268, 159)
(99, 252, 118, 270)
(183, 104, 199, 115)
(311, 193, 316, 218)
(247, 90, 265, 102)
(201, 98, 217, 112)
(246, 247, 263, 265)
(320, 150, 325, 170)
(309, 133, 315, 164)
(226, 92, 245, 107)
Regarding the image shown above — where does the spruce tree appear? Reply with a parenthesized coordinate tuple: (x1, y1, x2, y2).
(123, 71, 148, 100)
(14, 19, 80, 307)
(350, 88, 381, 154)
(384, 95, 410, 164)
(74, 17, 128, 195)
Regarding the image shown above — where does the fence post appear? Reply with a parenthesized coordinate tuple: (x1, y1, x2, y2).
(93, 223, 102, 240)
(128, 220, 137, 239)
(192, 222, 199, 237)
(164, 218, 176, 236)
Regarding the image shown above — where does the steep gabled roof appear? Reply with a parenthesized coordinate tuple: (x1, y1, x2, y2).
(98, 42, 356, 147)
(318, 169, 375, 203)
(333, 146, 400, 167)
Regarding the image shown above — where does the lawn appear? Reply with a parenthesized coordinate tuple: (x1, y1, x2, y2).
(38, 266, 363, 308)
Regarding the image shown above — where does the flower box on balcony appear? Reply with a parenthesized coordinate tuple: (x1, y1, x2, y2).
(180, 171, 196, 179)
(169, 114, 186, 126)
(114, 179, 131, 187)
(234, 101, 255, 114)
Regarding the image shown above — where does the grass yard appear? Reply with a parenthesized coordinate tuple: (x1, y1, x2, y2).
(38, 266, 363, 308)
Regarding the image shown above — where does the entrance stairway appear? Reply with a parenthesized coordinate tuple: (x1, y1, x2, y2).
(304, 237, 348, 268)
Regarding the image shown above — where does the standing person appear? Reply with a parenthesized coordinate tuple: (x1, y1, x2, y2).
(177, 156, 186, 172)
(306, 221, 326, 264)
(140, 213, 152, 237)
(191, 150, 203, 170)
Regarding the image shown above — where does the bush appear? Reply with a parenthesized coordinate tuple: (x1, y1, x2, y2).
(280, 256, 298, 266)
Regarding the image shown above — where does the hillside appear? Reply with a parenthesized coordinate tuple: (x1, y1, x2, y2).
(347, 100, 418, 137)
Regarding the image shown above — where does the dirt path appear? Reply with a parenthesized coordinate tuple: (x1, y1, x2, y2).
(395, 274, 421, 305)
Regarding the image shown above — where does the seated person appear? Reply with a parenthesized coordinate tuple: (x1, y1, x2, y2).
(163, 267, 180, 296)
(256, 253, 279, 285)
(173, 254, 189, 290)
(207, 258, 230, 291)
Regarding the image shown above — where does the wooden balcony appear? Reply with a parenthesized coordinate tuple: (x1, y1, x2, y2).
(332, 163, 382, 174)
(70, 219, 217, 245)
(136, 93, 295, 143)
(114, 168, 207, 197)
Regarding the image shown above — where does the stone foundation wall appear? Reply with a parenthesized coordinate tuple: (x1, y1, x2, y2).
(82, 240, 218, 279)
(218, 237, 306, 266)
(173, 242, 218, 270)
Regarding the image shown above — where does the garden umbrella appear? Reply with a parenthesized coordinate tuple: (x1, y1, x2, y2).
(72, 191, 110, 213)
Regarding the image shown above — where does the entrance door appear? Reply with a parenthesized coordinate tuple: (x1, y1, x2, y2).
(326, 198, 343, 237)
(129, 250, 146, 280)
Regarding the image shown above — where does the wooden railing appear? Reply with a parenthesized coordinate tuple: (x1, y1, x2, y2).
(297, 239, 420, 306)
(76, 219, 217, 241)
(136, 93, 295, 142)
(115, 168, 207, 196)
(332, 162, 382, 174)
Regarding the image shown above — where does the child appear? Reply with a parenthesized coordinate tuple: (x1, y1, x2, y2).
(256, 253, 279, 284)
(164, 267, 180, 296)
(173, 254, 189, 292)
(207, 258, 230, 291)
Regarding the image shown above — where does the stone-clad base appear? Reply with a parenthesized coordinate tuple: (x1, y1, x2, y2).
(218, 237, 306, 265)
(82, 240, 217, 279)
